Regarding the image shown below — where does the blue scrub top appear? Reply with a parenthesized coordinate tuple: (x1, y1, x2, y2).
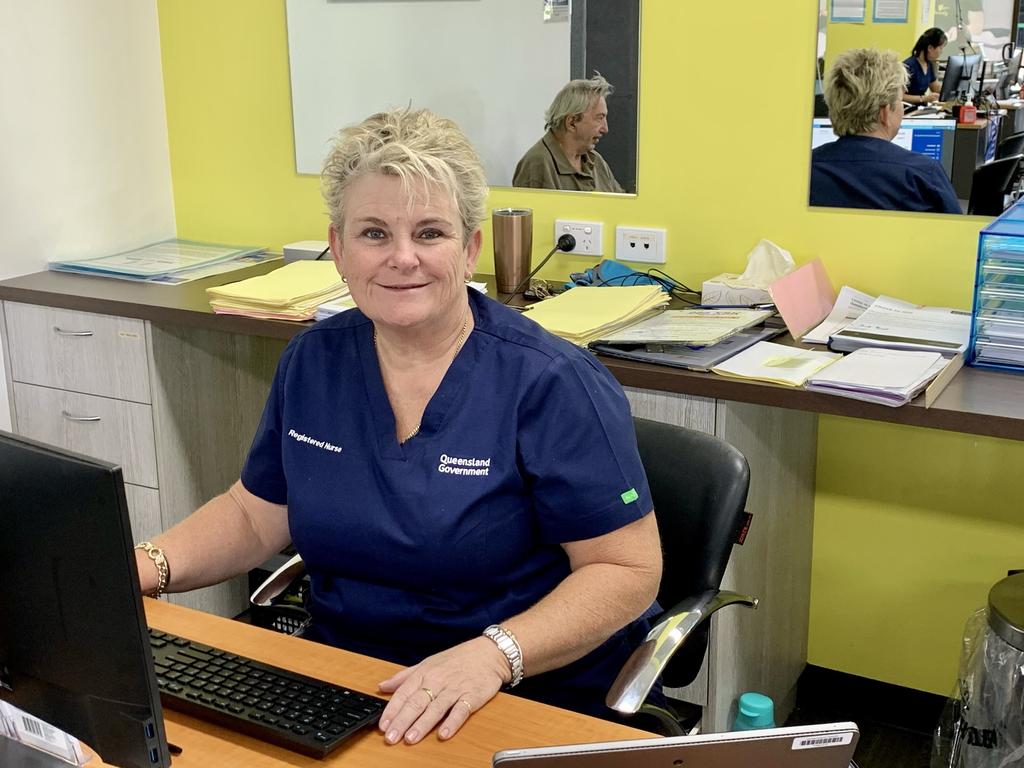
(810, 135, 961, 213)
(241, 288, 658, 717)
(904, 55, 936, 96)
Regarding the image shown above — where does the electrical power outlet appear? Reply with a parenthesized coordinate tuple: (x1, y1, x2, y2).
(554, 219, 603, 256)
(615, 226, 667, 264)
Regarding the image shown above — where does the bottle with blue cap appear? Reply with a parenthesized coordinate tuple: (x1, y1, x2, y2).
(732, 691, 776, 730)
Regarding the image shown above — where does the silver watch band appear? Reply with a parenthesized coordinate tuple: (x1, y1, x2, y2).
(483, 624, 524, 687)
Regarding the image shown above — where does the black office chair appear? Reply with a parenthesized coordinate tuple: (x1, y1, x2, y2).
(968, 155, 1023, 216)
(604, 417, 758, 735)
(250, 418, 759, 735)
(996, 131, 1024, 160)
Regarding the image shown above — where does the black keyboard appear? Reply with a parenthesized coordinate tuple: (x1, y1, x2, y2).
(148, 628, 386, 757)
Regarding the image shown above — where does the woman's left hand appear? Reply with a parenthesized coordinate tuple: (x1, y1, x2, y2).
(377, 636, 510, 744)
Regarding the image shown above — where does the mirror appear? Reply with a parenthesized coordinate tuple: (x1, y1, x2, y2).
(810, 0, 1021, 216)
(286, 0, 640, 194)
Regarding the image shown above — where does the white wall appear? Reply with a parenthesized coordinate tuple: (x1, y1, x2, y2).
(0, 1, 175, 430)
(286, 0, 571, 186)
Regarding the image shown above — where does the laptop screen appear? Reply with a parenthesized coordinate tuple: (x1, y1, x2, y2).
(493, 722, 859, 768)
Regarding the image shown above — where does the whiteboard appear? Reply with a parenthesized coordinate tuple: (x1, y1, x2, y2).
(286, 0, 571, 186)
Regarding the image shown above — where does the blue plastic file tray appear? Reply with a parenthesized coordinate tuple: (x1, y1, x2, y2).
(969, 198, 1024, 373)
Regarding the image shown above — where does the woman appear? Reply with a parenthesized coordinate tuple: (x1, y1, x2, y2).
(811, 48, 961, 213)
(134, 108, 662, 745)
(904, 27, 947, 105)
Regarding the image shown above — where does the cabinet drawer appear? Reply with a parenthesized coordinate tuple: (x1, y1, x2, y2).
(4, 302, 150, 403)
(124, 483, 162, 543)
(13, 383, 158, 488)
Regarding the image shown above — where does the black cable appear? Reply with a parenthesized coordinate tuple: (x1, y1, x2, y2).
(502, 234, 576, 304)
(315, 246, 330, 260)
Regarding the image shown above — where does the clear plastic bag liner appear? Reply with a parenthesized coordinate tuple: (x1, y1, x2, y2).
(932, 608, 1024, 767)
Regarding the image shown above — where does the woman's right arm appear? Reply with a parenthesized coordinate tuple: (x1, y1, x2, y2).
(135, 480, 291, 595)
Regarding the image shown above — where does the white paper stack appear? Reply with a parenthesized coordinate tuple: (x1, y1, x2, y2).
(521, 285, 670, 346)
(592, 308, 774, 347)
(711, 341, 841, 387)
(828, 296, 971, 354)
(805, 348, 954, 407)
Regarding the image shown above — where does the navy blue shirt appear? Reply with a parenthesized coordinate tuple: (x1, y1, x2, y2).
(810, 135, 961, 213)
(904, 55, 936, 96)
(241, 288, 657, 716)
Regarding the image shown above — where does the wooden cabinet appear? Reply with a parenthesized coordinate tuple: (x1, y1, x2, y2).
(1, 300, 284, 619)
(624, 387, 816, 731)
(5, 302, 150, 402)
(13, 383, 158, 487)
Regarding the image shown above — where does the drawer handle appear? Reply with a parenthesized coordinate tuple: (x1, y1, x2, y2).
(53, 326, 94, 337)
(61, 411, 101, 423)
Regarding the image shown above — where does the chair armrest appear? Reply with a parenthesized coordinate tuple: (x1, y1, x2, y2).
(250, 553, 306, 606)
(605, 588, 759, 714)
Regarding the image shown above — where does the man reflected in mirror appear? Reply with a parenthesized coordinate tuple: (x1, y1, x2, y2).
(810, 48, 961, 214)
(513, 74, 624, 193)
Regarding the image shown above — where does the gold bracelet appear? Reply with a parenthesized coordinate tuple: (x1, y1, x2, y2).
(134, 541, 170, 598)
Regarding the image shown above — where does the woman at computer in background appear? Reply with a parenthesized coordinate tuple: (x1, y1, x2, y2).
(133, 108, 663, 746)
(904, 27, 947, 105)
(810, 48, 961, 213)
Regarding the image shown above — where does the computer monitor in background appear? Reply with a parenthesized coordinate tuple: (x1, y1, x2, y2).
(940, 53, 984, 102)
(811, 117, 957, 180)
(996, 49, 1024, 99)
(0, 432, 170, 768)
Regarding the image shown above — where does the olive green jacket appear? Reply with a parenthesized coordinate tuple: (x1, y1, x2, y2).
(512, 130, 624, 193)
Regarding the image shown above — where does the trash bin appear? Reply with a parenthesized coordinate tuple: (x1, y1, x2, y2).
(932, 573, 1024, 768)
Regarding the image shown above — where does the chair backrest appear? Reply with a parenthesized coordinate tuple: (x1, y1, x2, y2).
(997, 132, 1024, 161)
(968, 155, 1023, 216)
(632, 417, 750, 685)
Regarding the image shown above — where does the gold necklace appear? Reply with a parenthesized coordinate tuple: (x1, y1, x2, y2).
(374, 312, 471, 444)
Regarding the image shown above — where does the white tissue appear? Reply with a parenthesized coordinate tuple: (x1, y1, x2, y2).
(701, 239, 796, 306)
(718, 240, 796, 288)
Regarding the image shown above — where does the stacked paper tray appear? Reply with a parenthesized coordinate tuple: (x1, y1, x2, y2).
(969, 201, 1024, 371)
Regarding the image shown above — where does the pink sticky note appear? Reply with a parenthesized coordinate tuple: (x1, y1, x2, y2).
(768, 258, 836, 339)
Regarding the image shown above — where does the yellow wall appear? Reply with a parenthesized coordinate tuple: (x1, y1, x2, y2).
(825, 0, 930, 72)
(156, 0, 1024, 695)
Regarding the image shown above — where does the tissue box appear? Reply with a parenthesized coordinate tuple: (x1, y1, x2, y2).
(283, 240, 329, 263)
(701, 275, 773, 306)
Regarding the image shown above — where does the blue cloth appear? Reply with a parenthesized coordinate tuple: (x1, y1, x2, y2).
(904, 55, 936, 96)
(810, 135, 961, 213)
(241, 288, 658, 717)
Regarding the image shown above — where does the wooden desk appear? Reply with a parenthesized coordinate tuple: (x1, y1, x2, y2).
(952, 117, 994, 200)
(82, 600, 651, 767)
(1, 268, 1021, 441)
(1, 269, 1020, 733)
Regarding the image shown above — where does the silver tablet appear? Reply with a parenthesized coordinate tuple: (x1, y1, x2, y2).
(493, 722, 859, 768)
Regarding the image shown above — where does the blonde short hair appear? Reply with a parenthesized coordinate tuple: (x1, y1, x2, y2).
(824, 49, 908, 136)
(545, 73, 614, 133)
(321, 108, 488, 245)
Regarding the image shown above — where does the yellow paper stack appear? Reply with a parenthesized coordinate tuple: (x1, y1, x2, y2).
(521, 285, 669, 346)
(206, 261, 349, 321)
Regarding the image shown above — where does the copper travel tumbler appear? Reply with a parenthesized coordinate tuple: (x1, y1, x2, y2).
(492, 208, 533, 294)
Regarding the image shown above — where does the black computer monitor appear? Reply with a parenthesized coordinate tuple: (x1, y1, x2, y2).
(996, 49, 1024, 99)
(940, 53, 984, 102)
(0, 432, 170, 768)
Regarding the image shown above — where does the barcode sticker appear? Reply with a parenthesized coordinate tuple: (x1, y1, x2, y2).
(792, 732, 855, 750)
(21, 715, 46, 739)
(10, 707, 87, 764)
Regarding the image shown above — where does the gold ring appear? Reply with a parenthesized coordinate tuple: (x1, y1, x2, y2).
(421, 687, 436, 703)
(459, 699, 473, 713)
